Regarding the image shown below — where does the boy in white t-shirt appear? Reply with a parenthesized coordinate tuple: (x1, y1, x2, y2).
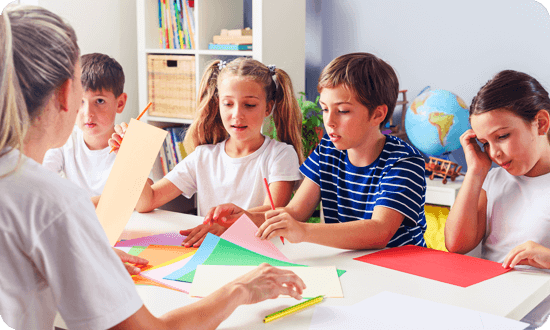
(43, 53, 127, 204)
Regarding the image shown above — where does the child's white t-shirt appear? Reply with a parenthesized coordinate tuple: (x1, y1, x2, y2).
(482, 167, 550, 327)
(43, 126, 115, 197)
(165, 136, 302, 216)
(0, 149, 142, 330)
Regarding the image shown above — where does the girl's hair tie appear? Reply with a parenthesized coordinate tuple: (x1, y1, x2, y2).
(218, 60, 227, 70)
(267, 64, 276, 75)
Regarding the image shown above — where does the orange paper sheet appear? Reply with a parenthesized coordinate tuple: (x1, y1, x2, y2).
(136, 245, 197, 273)
(95, 119, 167, 246)
(354, 245, 512, 287)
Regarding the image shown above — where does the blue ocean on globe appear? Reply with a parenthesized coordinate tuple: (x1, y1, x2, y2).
(404, 89, 471, 156)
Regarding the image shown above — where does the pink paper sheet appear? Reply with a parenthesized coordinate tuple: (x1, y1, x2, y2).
(114, 232, 186, 247)
(220, 214, 290, 262)
(354, 245, 512, 287)
(140, 254, 194, 293)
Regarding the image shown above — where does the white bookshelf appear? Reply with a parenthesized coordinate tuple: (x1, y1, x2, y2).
(135, 0, 305, 212)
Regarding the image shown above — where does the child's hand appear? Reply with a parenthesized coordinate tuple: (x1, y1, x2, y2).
(502, 241, 550, 269)
(180, 223, 227, 247)
(460, 129, 492, 176)
(112, 248, 149, 275)
(256, 209, 306, 243)
(231, 263, 306, 304)
(203, 203, 245, 227)
(108, 122, 128, 154)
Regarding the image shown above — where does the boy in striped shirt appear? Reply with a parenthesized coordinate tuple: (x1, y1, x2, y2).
(255, 52, 427, 249)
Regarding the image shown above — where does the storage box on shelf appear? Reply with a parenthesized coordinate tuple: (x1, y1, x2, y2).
(147, 54, 196, 119)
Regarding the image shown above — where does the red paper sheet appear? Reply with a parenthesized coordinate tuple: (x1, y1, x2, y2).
(353, 245, 512, 287)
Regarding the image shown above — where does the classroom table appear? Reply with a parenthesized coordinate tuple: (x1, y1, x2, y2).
(56, 209, 550, 329)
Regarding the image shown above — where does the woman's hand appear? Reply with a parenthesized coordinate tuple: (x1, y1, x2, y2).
(180, 223, 227, 247)
(233, 263, 306, 304)
(460, 129, 492, 176)
(108, 122, 128, 154)
(113, 248, 149, 275)
(203, 203, 246, 227)
(256, 208, 307, 243)
(502, 241, 550, 269)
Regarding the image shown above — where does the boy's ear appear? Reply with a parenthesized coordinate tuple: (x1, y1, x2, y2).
(56, 78, 72, 112)
(116, 93, 128, 114)
(536, 109, 550, 135)
(372, 104, 388, 126)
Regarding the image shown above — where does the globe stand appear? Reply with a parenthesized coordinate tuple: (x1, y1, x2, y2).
(425, 155, 464, 184)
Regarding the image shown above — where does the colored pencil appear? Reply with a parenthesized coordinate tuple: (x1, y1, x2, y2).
(263, 295, 324, 323)
(263, 178, 285, 245)
(109, 102, 153, 154)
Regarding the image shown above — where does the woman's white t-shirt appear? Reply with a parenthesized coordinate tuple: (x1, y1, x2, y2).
(0, 149, 142, 330)
(165, 136, 302, 216)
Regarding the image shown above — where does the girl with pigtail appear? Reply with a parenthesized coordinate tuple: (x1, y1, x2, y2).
(110, 57, 304, 246)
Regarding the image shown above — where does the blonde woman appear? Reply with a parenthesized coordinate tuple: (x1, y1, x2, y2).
(0, 5, 305, 330)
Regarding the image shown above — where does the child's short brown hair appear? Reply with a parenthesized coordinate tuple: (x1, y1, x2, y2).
(318, 52, 399, 128)
(80, 53, 125, 97)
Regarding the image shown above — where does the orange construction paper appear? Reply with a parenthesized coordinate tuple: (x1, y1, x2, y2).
(132, 274, 176, 291)
(136, 245, 197, 273)
(96, 119, 167, 246)
(353, 245, 512, 287)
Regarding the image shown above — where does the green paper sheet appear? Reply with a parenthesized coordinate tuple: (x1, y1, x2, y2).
(178, 238, 346, 282)
(128, 246, 147, 256)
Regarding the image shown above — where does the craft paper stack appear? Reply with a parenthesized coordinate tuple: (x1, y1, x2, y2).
(163, 215, 346, 298)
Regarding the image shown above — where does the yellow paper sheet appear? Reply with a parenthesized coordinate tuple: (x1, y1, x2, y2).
(190, 265, 344, 298)
(96, 119, 167, 246)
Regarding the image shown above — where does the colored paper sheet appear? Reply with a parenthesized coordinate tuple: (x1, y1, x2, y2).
(220, 214, 290, 262)
(136, 244, 197, 272)
(128, 246, 147, 256)
(190, 265, 343, 298)
(310, 291, 529, 330)
(178, 233, 307, 283)
(96, 118, 167, 246)
(115, 232, 187, 247)
(353, 245, 512, 287)
(132, 274, 178, 291)
(141, 253, 196, 293)
(163, 233, 221, 280)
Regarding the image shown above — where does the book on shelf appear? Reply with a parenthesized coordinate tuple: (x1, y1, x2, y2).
(160, 125, 190, 175)
(208, 43, 252, 51)
(158, 0, 195, 49)
(212, 35, 253, 45)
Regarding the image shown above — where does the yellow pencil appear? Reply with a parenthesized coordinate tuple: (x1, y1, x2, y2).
(109, 102, 152, 154)
(263, 295, 324, 323)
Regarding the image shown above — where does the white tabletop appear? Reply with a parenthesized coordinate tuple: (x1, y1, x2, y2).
(117, 209, 550, 329)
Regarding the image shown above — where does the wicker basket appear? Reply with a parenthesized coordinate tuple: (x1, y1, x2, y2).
(147, 55, 196, 119)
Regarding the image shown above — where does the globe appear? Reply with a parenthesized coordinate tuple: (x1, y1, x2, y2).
(404, 88, 471, 156)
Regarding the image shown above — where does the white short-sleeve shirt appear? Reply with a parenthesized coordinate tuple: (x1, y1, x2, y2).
(0, 149, 142, 330)
(482, 167, 550, 327)
(43, 126, 115, 197)
(165, 136, 302, 216)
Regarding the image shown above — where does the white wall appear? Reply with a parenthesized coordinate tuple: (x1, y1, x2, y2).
(306, 0, 550, 167)
(21, 0, 138, 125)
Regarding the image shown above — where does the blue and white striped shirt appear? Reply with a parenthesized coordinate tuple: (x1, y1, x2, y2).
(300, 134, 427, 247)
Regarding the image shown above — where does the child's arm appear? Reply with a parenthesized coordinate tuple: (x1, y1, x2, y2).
(444, 129, 492, 254)
(502, 241, 550, 269)
(257, 182, 404, 250)
(181, 180, 297, 247)
(134, 178, 183, 213)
